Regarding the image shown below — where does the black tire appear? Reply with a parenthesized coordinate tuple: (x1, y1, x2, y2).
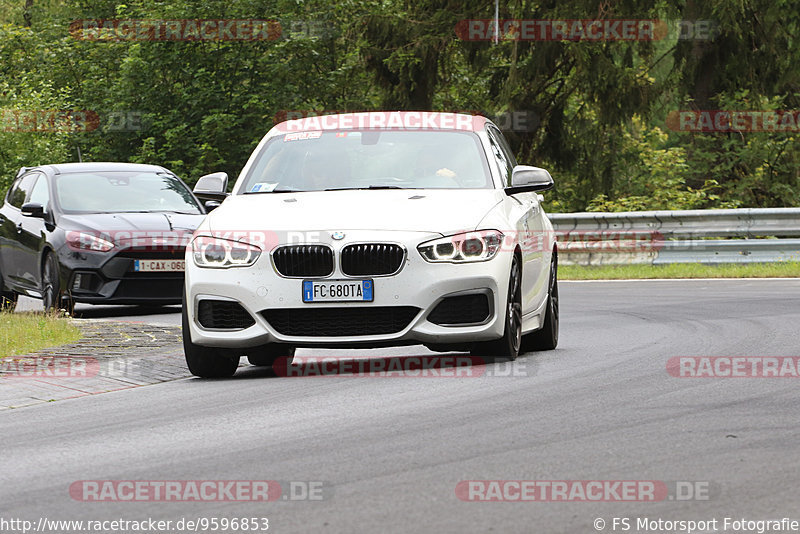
(523, 252, 559, 352)
(42, 252, 70, 313)
(182, 294, 239, 378)
(247, 344, 296, 367)
(471, 254, 522, 361)
(0, 265, 18, 312)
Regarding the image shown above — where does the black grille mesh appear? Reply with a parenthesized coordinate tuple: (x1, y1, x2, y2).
(198, 300, 256, 330)
(113, 278, 183, 298)
(262, 306, 419, 337)
(340, 243, 405, 276)
(428, 294, 491, 325)
(273, 245, 334, 277)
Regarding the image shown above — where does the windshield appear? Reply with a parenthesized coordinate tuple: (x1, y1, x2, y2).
(239, 129, 493, 194)
(54, 172, 202, 214)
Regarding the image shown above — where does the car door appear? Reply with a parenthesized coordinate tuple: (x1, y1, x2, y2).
(16, 172, 51, 289)
(0, 172, 38, 288)
(485, 125, 548, 314)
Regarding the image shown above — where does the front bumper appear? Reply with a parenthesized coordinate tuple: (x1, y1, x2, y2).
(57, 246, 185, 305)
(185, 230, 513, 349)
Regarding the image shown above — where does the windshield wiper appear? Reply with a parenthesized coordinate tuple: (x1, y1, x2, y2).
(324, 185, 410, 191)
(244, 188, 304, 194)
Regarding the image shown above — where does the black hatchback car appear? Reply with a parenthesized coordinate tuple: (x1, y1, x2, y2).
(0, 162, 207, 311)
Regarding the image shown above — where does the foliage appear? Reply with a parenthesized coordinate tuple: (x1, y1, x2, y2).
(560, 262, 800, 280)
(0, 0, 798, 209)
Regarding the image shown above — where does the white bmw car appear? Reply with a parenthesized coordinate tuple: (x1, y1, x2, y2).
(183, 112, 559, 377)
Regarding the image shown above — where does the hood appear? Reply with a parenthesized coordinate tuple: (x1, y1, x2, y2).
(59, 212, 204, 233)
(207, 189, 505, 235)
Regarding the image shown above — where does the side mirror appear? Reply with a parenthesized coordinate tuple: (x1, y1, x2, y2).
(204, 200, 221, 212)
(505, 165, 554, 194)
(193, 172, 229, 206)
(194, 172, 228, 195)
(21, 202, 45, 218)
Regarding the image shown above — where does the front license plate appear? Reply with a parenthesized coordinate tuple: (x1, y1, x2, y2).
(303, 279, 373, 303)
(134, 259, 186, 272)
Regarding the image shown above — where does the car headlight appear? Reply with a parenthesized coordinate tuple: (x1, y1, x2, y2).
(418, 230, 504, 263)
(66, 232, 115, 252)
(192, 236, 261, 268)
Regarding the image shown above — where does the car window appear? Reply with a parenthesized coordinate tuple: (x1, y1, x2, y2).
(485, 127, 514, 186)
(7, 173, 38, 209)
(28, 174, 51, 208)
(53, 172, 202, 214)
(240, 130, 493, 193)
(490, 125, 518, 169)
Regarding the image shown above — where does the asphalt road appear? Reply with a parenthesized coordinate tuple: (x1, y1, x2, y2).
(3, 279, 800, 534)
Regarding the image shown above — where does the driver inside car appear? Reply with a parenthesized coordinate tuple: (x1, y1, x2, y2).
(413, 147, 459, 188)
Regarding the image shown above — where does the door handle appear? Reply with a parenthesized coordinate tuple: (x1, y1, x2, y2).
(16, 222, 23, 233)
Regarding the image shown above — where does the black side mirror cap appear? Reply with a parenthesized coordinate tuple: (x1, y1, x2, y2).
(505, 165, 554, 194)
(21, 202, 45, 218)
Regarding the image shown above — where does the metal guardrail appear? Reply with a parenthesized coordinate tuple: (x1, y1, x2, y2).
(548, 208, 800, 265)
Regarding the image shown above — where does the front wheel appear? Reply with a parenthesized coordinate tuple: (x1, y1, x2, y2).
(182, 295, 240, 378)
(42, 252, 70, 313)
(471, 255, 522, 361)
(523, 252, 559, 352)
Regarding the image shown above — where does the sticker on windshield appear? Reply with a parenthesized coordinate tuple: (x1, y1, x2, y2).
(250, 182, 278, 193)
(284, 131, 322, 142)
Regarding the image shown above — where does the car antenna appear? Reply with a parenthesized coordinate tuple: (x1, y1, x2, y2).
(76, 145, 83, 162)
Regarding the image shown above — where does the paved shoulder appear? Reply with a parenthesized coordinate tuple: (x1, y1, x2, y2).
(0, 321, 188, 409)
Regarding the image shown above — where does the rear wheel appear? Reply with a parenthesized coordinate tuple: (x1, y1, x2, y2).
(247, 344, 296, 367)
(523, 252, 559, 352)
(0, 264, 18, 312)
(182, 294, 240, 378)
(471, 255, 522, 361)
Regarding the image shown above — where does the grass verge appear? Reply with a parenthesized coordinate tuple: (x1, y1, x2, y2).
(560, 262, 800, 280)
(0, 311, 82, 358)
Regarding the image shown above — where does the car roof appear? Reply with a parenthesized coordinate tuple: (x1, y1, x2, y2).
(31, 162, 171, 176)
